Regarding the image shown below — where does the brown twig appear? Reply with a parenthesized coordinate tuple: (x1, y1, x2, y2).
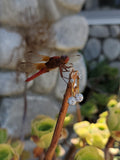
(105, 136, 115, 160)
(20, 75, 27, 141)
(76, 103, 82, 122)
(44, 70, 78, 160)
(64, 144, 77, 160)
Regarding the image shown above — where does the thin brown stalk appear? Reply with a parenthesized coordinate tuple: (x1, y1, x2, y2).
(105, 136, 115, 160)
(64, 144, 77, 160)
(44, 71, 78, 160)
(76, 103, 82, 122)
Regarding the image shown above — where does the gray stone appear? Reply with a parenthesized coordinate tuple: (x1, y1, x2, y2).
(90, 25, 109, 38)
(84, 38, 101, 61)
(0, 0, 41, 26)
(84, 0, 99, 10)
(55, 52, 87, 100)
(103, 38, 120, 60)
(0, 72, 33, 96)
(32, 69, 58, 94)
(110, 25, 120, 37)
(0, 96, 59, 136)
(98, 54, 105, 62)
(0, 28, 25, 69)
(57, 0, 85, 12)
(0, 0, 86, 25)
(53, 15, 89, 51)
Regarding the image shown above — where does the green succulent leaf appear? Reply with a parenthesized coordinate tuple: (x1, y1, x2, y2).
(11, 140, 24, 156)
(74, 146, 104, 160)
(63, 113, 74, 127)
(0, 144, 18, 160)
(73, 121, 90, 139)
(107, 105, 120, 141)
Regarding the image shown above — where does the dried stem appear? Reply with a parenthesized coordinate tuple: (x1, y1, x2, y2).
(20, 77, 27, 141)
(76, 103, 82, 122)
(44, 70, 78, 160)
(105, 136, 115, 160)
(64, 144, 77, 160)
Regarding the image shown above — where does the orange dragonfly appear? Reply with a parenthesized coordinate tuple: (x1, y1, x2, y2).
(25, 55, 71, 82)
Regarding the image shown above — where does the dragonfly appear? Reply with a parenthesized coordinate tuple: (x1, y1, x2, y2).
(25, 54, 72, 82)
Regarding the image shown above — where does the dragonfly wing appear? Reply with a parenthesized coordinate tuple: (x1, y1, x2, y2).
(34, 63, 46, 70)
(25, 67, 49, 82)
(37, 55, 50, 62)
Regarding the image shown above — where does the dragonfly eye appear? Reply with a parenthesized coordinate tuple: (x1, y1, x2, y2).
(61, 55, 69, 64)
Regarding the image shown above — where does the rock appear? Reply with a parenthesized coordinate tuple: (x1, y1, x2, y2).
(103, 38, 120, 60)
(110, 25, 120, 37)
(32, 69, 58, 94)
(0, 72, 33, 96)
(53, 16, 89, 51)
(46, 0, 85, 20)
(84, 0, 99, 10)
(98, 54, 105, 62)
(0, 28, 25, 69)
(90, 25, 109, 38)
(0, 0, 86, 26)
(55, 52, 87, 100)
(84, 38, 101, 61)
(0, 96, 59, 136)
(57, 0, 85, 12)
(0, 0, 41, 26)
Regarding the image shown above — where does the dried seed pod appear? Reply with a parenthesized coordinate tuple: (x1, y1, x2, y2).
(68, 97, 76, 105)
(75, 93, 83, 103)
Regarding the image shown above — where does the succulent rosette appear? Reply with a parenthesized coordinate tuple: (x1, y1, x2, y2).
(73, 121, 90, 139)
(107, 103, 120, 141)
(31, 115, 56, 148)
(73, 120, 110, 149)
(86, 123, 110, 149)
(0, 144, 18, 160)
(74, 146, 104, 160)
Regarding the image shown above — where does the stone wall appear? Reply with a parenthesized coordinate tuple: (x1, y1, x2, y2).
(0, 0, 88, 138)
(84, 25, 120, 72)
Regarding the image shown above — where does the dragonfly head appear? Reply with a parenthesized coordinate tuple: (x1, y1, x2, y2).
(61, 55, 69, 64)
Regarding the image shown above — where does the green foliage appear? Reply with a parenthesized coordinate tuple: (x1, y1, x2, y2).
(81, 100, 98, 118)
(88, 61, 119, 93)
(88, 61, 118, 78)
(0, 129, 8, 144)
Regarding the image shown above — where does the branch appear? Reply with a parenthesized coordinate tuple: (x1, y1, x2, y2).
(44, 70, 78, 160)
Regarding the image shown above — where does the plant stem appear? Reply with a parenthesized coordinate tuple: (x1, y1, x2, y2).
(76, 103, 82, 122)
(64, 144, 76, 160)
(21, 80, 27, 141)
(44, 71, 78, 160)
(105, 136, 115, 160)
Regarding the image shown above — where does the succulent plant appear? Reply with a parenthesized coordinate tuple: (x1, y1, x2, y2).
(74, 146, 104, 160)
(31, 115, 56, 148)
